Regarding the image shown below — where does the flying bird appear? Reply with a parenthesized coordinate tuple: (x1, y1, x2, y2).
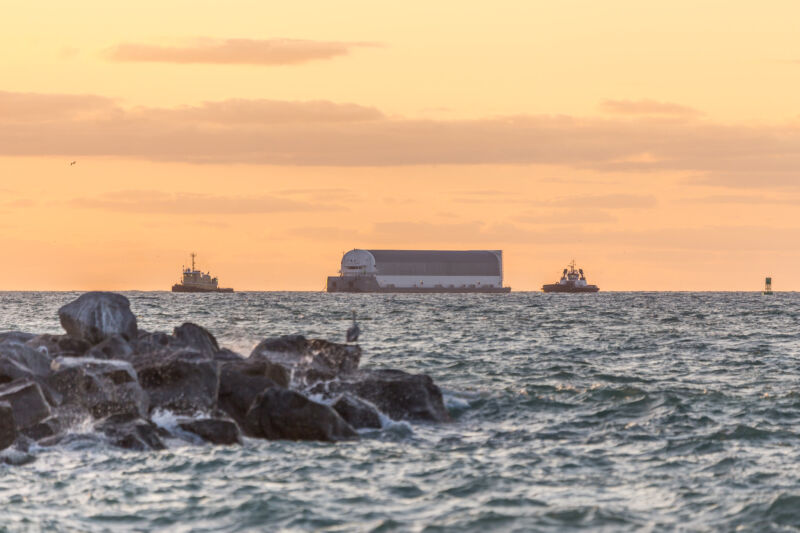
(69, 161, 76, 166)
(346, 310, 360, 343)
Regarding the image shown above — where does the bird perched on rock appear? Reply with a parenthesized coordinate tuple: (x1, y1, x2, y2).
(346, 310, 360, 343)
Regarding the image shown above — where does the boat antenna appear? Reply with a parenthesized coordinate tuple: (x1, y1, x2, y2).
(191, 252, 196, 271)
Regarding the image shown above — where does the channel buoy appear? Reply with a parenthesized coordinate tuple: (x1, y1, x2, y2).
(763, 277, 773, 295)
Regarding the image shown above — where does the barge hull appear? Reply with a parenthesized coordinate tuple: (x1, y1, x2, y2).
(327, 276, 509, 293)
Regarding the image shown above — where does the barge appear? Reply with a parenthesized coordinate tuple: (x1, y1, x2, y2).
(327, 249, 511, 293)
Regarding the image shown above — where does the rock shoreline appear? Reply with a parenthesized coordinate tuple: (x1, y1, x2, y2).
(0, 292, 450, 460)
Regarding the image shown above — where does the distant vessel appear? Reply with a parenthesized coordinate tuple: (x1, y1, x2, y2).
(542, 260, 599, 293)
(763, 276, 773, 295)
(172, 253, 233, 293)
(326, 249, 511, 293)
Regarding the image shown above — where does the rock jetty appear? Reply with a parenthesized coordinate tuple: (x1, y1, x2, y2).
(0, 292, 450, 459)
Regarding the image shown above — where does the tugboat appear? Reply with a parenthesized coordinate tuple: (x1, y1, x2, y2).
(171, 253, 234, 293)
(542, 260, 599, 293)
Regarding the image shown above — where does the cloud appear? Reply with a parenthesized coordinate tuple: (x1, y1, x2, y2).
(107, 38, 377, 65)
(142, 99, 383, 124)
(72, 190, 342, 214)
(286, 220, 800, 252)
(371, 222, 800, 251)
(530, 193, 657, 209)
(276, 188, 362, 202)
(288, 226, 370, 240)
(3, 90, 800, 189)
(0, 91, 115, 122)
(682, 194, 800, 204)
(515, 210, 618, 224)
(600, 99, 701, 117)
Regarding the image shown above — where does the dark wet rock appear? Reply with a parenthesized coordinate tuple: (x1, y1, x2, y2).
(134, 330, 172, 354)
(47, 358, 148, 419)
(250, 335, 361, 385)
(0, 342, 53, 384)
(21, 415, 61, 441)
(332, 393, 382, 429)
(245, 388, 357, 442)
(84, 334, 134, 360)
(25, 334, 90, 358)
(58, 292, 138, 344)
(0, 343, 61, 405)
(132, 324, 220, 365)
(214, 348, 245, 362)
(218, 359, 285, 432)
(95, 413, 166, 451)
(179, 418, 241, 445)
(224, 358, 289, 390)
(0, 401, 15, 450)
(173, 323, 219, 358)
(0, 380, 51, 430)
(0, 332, 37, 346)
(135, 353, 219, 414)
(323, 369, 450, 423)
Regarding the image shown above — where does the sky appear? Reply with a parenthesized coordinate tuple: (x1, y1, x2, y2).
(1, 0, 799, 291)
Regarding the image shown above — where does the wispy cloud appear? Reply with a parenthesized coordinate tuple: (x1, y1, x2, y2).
(72, 190, 342, 214)
(143, 99, 383, 124)
(600, 99, 701, 117)
(515, 210, 618, 224)
(107, 38, 378, 65)
(0, 91, 115, 121)
(531, 194, 657, 209)
(682, 194, 800, 204)
(3, 90, 800, 189)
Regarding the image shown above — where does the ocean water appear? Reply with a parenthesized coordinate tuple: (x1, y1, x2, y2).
(1, 291, 799, 532)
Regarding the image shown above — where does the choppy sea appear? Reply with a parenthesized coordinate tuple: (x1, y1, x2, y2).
(1, 292, 799, 532)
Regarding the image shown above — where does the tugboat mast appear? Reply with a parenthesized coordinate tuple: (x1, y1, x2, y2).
(191, 252, 196, 271)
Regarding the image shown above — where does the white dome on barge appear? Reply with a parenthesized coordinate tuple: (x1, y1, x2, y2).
(340, 249, 377, 275)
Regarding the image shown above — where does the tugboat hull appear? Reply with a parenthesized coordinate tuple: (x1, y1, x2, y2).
(542, 283, 599, 293)
(171, 284, 234, 293)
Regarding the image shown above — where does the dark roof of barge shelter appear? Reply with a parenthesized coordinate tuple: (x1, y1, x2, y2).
(367, 250, 502, 276)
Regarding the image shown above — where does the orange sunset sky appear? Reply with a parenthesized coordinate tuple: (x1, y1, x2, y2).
(2, 0, 799, 291)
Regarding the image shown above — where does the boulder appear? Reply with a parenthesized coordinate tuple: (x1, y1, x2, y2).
(84, 334, 134, 360)
(324, 369, 451, 423)
(218, 359, 285, 433)
(0, 343, 60, 406)
(244, 388, 357, 442)
(133, 323, 219, 360)
(0, 401, 15, 450)
(250, 335, 361, 385)
(95, 413, 166, 451)
(173, 323, 219, 358)
(0, 343, 53, 384)
(135, 352, 219, 414)
(179, 418, 241, 445)
(58, 292, 138, 344)
(214, 348, 245, 362)
(332, 393, 382, 429)
(0, 380, 51, 430)
(46, 358, 148, 419)
(25, 334, 90, 358)
(0, 332, 37, 346)
(20, 415, 61, 441)
(134, 330, 172, 355)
